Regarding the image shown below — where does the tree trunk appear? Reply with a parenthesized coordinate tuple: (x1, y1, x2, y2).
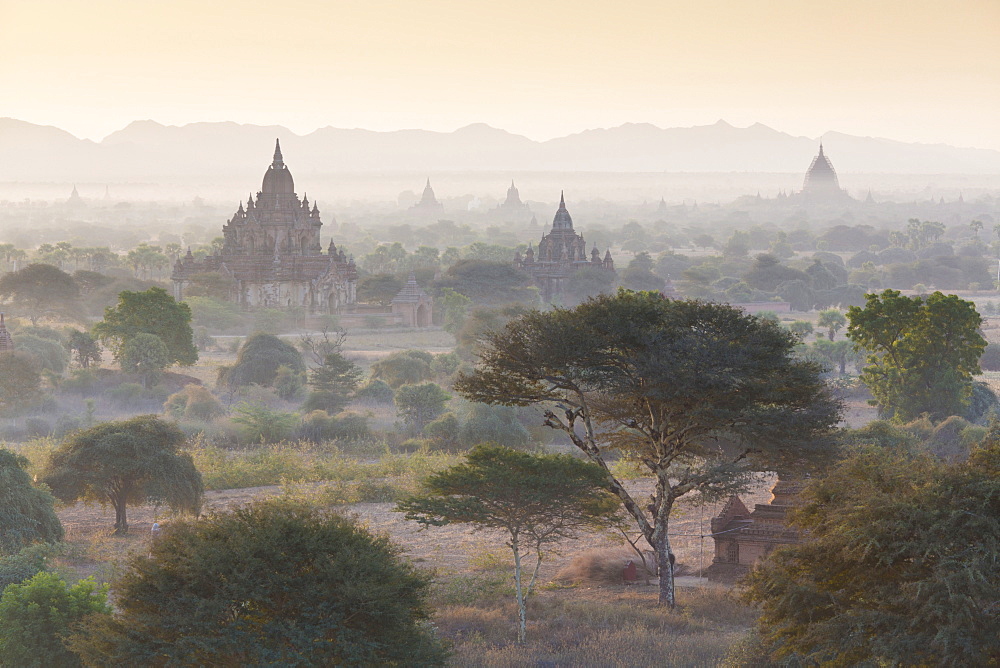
(112, 495, 128, 535)
(655, 527, 676, 608)
(511, 535, 527, 644)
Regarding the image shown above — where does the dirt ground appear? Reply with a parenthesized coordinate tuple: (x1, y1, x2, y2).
(53, 474, 777, 590)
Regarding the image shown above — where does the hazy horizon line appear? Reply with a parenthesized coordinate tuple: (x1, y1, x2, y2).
(7, 116, 998, 154)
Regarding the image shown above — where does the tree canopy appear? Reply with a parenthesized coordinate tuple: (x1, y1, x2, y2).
(0, 351, 43, 417)
(119, 333, 171, 388)
(395, 382, 450, 434)
(0, 449, 63, 555)
(41, 416, 202, 534)
(93, 287, 197, 366)
(847, 289, 986, 422)
(67, 500, 447, 666)
(398, 445, 619, 642)
(0, 572, 109, 668)
(455, 290, 840, 606)
(370, 349, 434, 388)
(742, 435, 1000, 667)
(0, 263, 79, 326)
(217, 332, 305, 390)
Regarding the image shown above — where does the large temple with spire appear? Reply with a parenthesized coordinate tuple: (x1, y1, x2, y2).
(171, 140, 357, 312)
(515, 193, 614, 301)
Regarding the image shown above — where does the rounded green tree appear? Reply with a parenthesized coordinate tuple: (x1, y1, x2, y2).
(93, 287, 197, 366)
(67, 500, 447, 666)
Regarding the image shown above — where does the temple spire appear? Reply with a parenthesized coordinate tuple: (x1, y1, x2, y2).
(272, 139, 284, 168)
(559, 190, 565, 208)
(818, 141, 824, 156)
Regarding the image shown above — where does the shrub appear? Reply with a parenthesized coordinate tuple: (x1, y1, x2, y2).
(0, 572, 110, 667)
(164, 384, 226, 421)
(0, 449, 63, 555)
(355, 378, 394, 404)
(0, 543, 57, 592)
(230, 402, 298, 444)
(67, 501, 447, 666)
(424, 412, 460, 449)
(302, 389, 350, 415)
(458, 403, 531, 449)
(554, 548, 657, 586)
(217, 333, 305, 390)
(327, 412, 370, 441)
(371, 350, 434, 388)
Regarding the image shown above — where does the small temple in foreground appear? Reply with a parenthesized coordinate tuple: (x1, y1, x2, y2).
(515, 193, 615, 301)
(0, 313, 13, 354)
(171, 140, 357, 313)
(705, 477, 805, 581)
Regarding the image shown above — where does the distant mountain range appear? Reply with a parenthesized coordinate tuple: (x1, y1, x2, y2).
(1, 118, 999, 183)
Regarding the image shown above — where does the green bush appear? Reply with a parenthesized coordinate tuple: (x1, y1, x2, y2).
(0, 543, 57, 592)
(355, 378, 394, 404)
(0, 572, 110, 667)
(230, 403, 298, 444)
(0, 449, 63, 555)
(164, 384, 226, 421)
(217, 333, 305, 390)
(458, 403, 531, 449)
(66, 501, 447, 666)
(370, 350, 434, 388)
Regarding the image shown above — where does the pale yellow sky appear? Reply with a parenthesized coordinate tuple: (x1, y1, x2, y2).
(2, 0, 998, 148)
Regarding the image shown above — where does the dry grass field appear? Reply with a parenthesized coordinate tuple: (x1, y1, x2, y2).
(41, 469, 772, 667)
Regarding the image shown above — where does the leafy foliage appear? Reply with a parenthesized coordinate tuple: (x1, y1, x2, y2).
(398, 445, 619, 642)
(455, 290, 840, 606)
(0, 572, 110, 668)
(93, 287, 197, 366)
(231, 402, 299, 444)
(0, 351, 43, 417)
(66, 330, 101, 368)
(217, 332, 305, 390)
(41, 416, 203, 534)
(742, 434, 1000, 667)
(163, 384, 225, 421)
(119, 332, 171, 387)
(847, 289, 986, 421)
(458, 403, 531, 449)
(0, 450, 63, 555)
(0, 263, 79, 325)
(395, 382, 450, 433)
(67, 500, 447, 666)
(371, 349, 434, 388)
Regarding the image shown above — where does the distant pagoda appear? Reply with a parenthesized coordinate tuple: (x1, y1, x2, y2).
(171, 140, 357, 312)
(498, 180, 529, 211)
(515, 192, 614, 301)
(411, 178, 443, 211)
(801, 143, 850, 201)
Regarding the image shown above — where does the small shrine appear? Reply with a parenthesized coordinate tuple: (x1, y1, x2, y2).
(705, 477, 805, 582)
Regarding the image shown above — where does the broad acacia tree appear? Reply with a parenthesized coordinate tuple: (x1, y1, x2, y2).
(847, 289, 986, 422)
(41, 416, 202, 534)
(455, 290, 840, 607)
(398, 445, 619, 642)
(0, 263, 79, 325)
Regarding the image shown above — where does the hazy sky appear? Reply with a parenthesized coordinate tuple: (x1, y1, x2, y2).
(2, 0, 998, 149)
